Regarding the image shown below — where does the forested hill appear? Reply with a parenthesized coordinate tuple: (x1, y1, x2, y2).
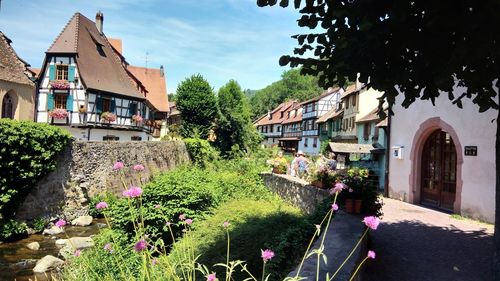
(249, 68, 323, 120)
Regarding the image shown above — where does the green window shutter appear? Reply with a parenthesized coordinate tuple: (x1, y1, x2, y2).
(47, 93, 55, 110)
(128, 102, 135, 117)
(66, 94, 74, 111)
(48, 65, 55, 81)
(110, 99, 116, 113)
(96, 97, 103, 114)
(68, 65, 75, 82)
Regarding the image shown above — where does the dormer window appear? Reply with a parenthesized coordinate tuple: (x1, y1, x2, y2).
(56, 65, 68, 80)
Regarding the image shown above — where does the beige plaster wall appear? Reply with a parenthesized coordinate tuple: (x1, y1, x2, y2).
(0, 80, 35, 121)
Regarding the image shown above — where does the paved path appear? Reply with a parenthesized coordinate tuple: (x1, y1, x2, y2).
(362, 198, 494, 281)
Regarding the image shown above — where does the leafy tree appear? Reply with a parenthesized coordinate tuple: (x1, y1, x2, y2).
(176, 74, 218, 139)
(257, 0, 500, 278)
(216, 80, 261, 156)
(250, 68, 323, 119)
(167, 93, 176, 103)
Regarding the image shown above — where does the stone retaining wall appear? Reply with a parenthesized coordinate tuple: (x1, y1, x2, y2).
(16, 140, 190, 220)
(261, 173, 330, 214)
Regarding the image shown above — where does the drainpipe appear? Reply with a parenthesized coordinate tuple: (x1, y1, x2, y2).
(384, 113, 391, 197)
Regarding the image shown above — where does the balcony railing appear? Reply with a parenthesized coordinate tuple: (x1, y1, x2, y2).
(302, 129, 319, 136)
(302, 111, 318, 119)
(283, 131, 302, 137)
(262, 131, 282, 137)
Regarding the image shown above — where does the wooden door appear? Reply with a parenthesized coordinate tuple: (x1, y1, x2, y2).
(421, 130, 457, 210)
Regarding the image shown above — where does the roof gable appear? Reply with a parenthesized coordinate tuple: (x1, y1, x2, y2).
(0, 31, 34, 86)
(128, 66, 169, 112)
(47, 13, 79, 53)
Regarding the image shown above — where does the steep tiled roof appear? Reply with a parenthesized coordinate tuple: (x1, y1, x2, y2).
(302, 86, 341, 104)
(317, 108, 343, 123)
(108, 38, 122, 54)
(340, 84, 359, 99)
(0, 31, 34, 86)
(281, 104, 303, 124)
(256, 100, 296, 126)
(47, 13, 143, 99)
(357, 107, 381, 123)
(128, 66, 169, 112)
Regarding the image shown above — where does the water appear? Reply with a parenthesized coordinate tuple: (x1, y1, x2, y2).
(0, 219, 106, 281)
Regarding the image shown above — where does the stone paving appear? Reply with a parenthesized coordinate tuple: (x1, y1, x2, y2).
(362, 198, 494, 281)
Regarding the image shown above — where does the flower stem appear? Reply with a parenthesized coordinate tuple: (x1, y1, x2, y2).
(349, 257, 369, 281)
(226, 229, 230, 281)
(261, 262, 266, 281)
(329, 228, 369, 280)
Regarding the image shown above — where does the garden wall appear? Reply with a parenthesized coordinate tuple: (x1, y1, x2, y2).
(261, 173, 330, 214)
(15, 140, 190, 220)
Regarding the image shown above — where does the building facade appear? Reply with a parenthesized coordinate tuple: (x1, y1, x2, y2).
(279, 103, 302, 153)
(255, 101, 296, 147)
(36, 12, 157, 141)
(0, 31, 35, 120)
(388, 92, 495, 223)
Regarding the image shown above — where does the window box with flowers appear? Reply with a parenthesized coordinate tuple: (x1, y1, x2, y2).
(101, 112, 117, 123)
(132, 114, 143, 125)
(49, 80, 70, 90)
(49, 108, 69, 120)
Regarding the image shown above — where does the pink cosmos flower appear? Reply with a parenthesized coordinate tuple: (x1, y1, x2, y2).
(207, 273, 216, 281)
(261, 249, 275, 262)
(96, 201, 108, 209)
(133, 164, 145, 171)
(104, 243, 113, 253)
(123, 186, 143, 198)
(367, 250, 376, 259)
(363, 216, 380, 230)
(73, 250, 81, 257)
(155, 204, 161, 209)
(222, 221, 230, 228)
(331, 203, 339, 211)
(134, 239, 147, 252)
(331, 182, 346, 194)
(113, 161, 124, 170)
(185, 219, 193, 225)
(179, 214, 186, 221)
(55, 219, 66, 228)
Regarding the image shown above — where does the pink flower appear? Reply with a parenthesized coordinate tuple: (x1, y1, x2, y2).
(207, 273, 216, 281)
(73, 250, 81, 257)
(134, 239, 147, 252)
(367, 250, 376, 259)
(133, 164, 145, 172)
(185, 219, 193, 225)
(166, 221, 172, 227)
(222, 221, 230, 228)
(113, 161, 124, 170)
(261, 249, 275, 262)
(315, 224, 321, 231)
(179, 214, 186, 221)
(155, 204, 161, 209)
(331, 182, 346, 194)
(55, 219, 66, 228)
(331, 203, 339, 211)
(123, 186, 143, 198)
(96, 201, 108, 209)
(152, 258, 158, 266)
(104, 243, 113, 253)
(363, 216, 380, 230)
(349, 188, 354, 193)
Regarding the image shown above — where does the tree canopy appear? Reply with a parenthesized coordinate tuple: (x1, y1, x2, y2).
(175, 74, 218, 139)
(257, 0, 500, 115)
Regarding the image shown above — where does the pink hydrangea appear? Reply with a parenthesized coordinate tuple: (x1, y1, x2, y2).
(123, 186, 143, 198)
(113, 161, 124, 170)
(96, 201, 108, 209)
(55, 219, 66, 228)
(261, 249, 275, 262)
(185, 219, 193, 225)
(222, 221, 230, 228)
(133, 164, 145, 171)
(331, 203, 339, 211)
(363, 216, 380, 230)
(134, 239, 147, 252)
(367, 250, 376, 259)
(207, 273, 216, 281)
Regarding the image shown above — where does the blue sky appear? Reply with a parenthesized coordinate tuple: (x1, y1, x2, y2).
(0, 0, 303, 94)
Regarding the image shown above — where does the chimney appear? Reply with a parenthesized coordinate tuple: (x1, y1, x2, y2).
(96, 11, 104, 34)
(160, 65, 164, 77)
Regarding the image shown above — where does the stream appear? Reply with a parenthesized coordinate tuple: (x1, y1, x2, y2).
(0, 218, 106, 281)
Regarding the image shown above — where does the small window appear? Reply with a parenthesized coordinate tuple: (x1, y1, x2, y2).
(102, 98, 111, 112)
(345, 98, 349, 109)
(351, 117, 355, 129)
(280, 112, 284, 118)
(363, 123, 370, 140)
(103, 135, 119, 141)
(352, 94, 356, 107)
(131, 136, 142, 141)
(304, 138, 308, 147)
(313, 138, 318, 148)
(56, 65, 69, 80)
(55, 93, 67, 109)
(277, 126, 281, 132)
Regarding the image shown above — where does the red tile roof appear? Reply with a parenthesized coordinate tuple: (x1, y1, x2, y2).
(0, 31, 34, 86)
(357, 107, 382, 123)
(281, 104, 303, 124)
(47, 13, 144, 99)
(256, 100, 297, 126)
(317, 108, 343, 123)
(108, 38, 122, 54)
(128, 66, 169, 112)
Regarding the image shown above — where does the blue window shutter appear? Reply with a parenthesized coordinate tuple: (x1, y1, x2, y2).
(47, 93, 54, 110)
(66, 94, 74, 111)
(68, 65, 75, 82)
(96, 97, 103, 114)
(48, 65, 55, 81)
(110, 99, 116, 113)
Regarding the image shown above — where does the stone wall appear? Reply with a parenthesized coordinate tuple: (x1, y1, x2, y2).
(261, 173, 330, 214)
(16, 140, 190, 220)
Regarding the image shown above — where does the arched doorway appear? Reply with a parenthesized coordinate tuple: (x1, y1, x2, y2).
(420, 129, 457, 211)
(1, 92, 15, 119)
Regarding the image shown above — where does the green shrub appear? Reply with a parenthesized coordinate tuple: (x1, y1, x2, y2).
(30, 217, 47, 233)
(0, 219, 28, 241)
(184, 138, 219, 167)
(0, 119, 71, 218)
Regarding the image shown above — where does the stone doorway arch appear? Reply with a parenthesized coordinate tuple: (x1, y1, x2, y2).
(409, 117, 463, 214)
(1, 90, 17, 119)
